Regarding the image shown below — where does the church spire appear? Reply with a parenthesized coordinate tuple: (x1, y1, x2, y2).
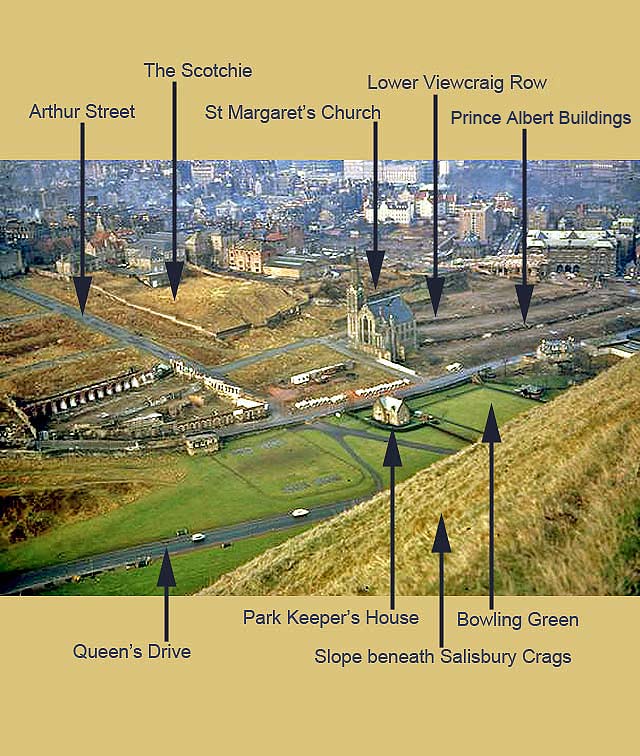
(350, 247, 361, 286)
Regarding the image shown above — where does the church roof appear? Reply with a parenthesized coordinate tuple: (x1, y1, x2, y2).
(368, 295, 414, 324)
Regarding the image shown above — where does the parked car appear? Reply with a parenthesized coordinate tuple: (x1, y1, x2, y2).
(291, 508, 310, 518)
(191, 533, 206, 542)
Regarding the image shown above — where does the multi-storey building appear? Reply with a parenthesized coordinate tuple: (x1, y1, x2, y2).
(527, 229, 619, 277)
(364, 199, 414, 225)
(227, 239, 272, 274)
(344, 160, 428, 185)
(457, 202, 495, 243)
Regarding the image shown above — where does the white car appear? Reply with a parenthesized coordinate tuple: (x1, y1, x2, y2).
(291, 508, 310, 518)
(191, 533, 206, 542)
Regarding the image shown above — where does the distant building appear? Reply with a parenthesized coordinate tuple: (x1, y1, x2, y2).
(346, 257, 417, 362)
(457, 202, 495, 243)
(185, 231, 214, 268)
(263, 255, 315, 280)
(344, 160, 428, 184)
(227, 238, 272, 274)
(56, 249, 100, 277)
(190, 161, 216, 187)
(364, 199, 414, 225)
(125, 232, 187, 287)
(126, 232, 187, 272)
(372, 395, 411, 427)
(415, 189, 457, 219)
(455, 234, 484, 259)
(528, 206, 550, 229)
(185, 432, 220, 455)
(209, 229, 240, 268)
(215, 199, 242, 221)
(537, 337, 575, 362)
(414, 190, 434, 219)
(527, 229, 619, 278)
(0, 247, 25, 278)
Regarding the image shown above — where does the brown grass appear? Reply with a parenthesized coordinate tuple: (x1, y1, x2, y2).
(226, 344, 393, 397)
(0, 346, 155, 400)
(91, 270, 307, 331)
(203, 354, 640, 596)
(20, 275, 340, 366)
(0, 314, 112, 370)
(0, 290, 42, 317)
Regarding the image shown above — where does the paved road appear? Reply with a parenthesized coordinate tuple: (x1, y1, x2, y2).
(2, 278, 527, 444)
(0, 498, 362, 595)
(6, 279, 638, 593)
(37, 353, 527, 452)
(311, 421, 458, 454)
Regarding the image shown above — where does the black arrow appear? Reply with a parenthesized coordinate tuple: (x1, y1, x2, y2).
(157, 548, 176, 642)
(72, 122, 92, 314)
(426, 94, 444, 316)
(366, 120, 384, 287)
(383, 430, 402, 609)
(431, 513, 451, 648)
(165, 81, 184, 299)
(482, 404, 502, 610)
(515, 128, 534, 323)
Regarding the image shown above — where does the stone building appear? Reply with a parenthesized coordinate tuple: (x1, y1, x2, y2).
(346, 257, 417, 362)
(0, 247, 25, 278)
(226, 238, 272, 274)
(527, 229, 621, 278)
(372, 395, 411, 427)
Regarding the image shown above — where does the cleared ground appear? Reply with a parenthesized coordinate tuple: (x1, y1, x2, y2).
(412, 276, 640, 375)
(0, 313, 112, 372)
(20, 274, 342, 366)
(87, 269, 307, 332)
(0, 346, 155, 400)
(0, 289, 42, 318)
(227, 343, 397, 403)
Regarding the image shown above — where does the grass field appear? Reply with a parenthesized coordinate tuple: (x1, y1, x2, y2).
(205, 357, 640, 597)
(407, 384, 538, 431)
(342, 382, 538, 438)
(0, 427, 375, 574)
(342, 435, 443, 483)
(39, 528, 309, 596)
(0, 380, 554, 591)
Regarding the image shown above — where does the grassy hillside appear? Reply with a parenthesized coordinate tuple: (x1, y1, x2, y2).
(204, 355, 640, 596)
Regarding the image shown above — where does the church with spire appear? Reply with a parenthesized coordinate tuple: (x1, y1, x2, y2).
(346, 253, 417, 363)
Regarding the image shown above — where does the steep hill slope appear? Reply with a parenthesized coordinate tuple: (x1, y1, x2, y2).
(203, 356, 640, 596)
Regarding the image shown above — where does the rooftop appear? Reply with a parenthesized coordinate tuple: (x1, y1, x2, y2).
(367, 295, 414, 325)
